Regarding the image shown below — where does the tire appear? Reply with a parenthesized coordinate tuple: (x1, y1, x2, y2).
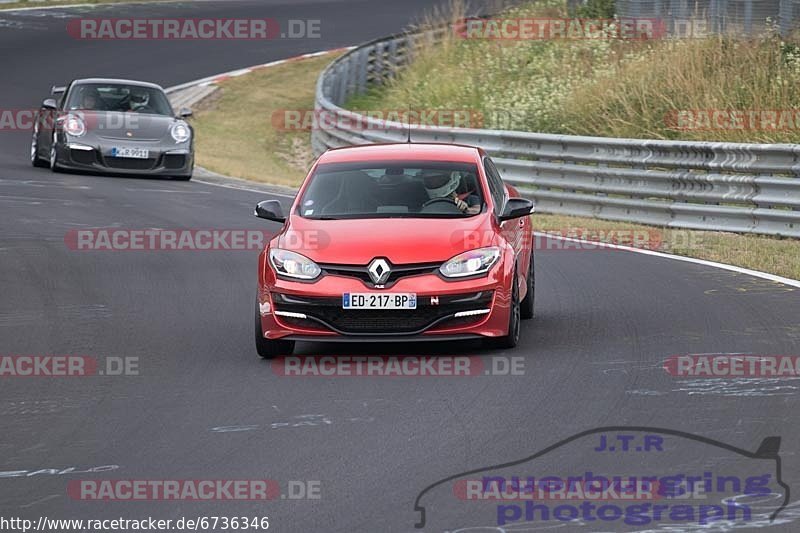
(484, 272, 521, 350)
(30, 126, 47, 168)
(49, 138, 62, 173)
(520, 252, 535, 320)
(254, 297, 294, 358)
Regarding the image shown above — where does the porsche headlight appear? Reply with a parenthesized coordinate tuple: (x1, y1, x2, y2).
(170, 121, 191, 143)
(269, 249, 321, 280)
(440, 247, 500, 278)
(63, 114, 86, 137)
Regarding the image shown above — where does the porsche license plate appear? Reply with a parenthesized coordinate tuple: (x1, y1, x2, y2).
(110, 147, 149, 159)
(342, 293, 417, 310)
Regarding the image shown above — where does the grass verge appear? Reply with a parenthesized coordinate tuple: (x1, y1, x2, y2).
(534, 214, 800, 280)
(191, 51, 342, 187)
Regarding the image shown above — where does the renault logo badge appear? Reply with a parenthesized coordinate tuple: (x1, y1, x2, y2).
(367, 258, 391, 285)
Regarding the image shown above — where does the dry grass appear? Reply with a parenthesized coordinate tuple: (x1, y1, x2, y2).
(562, 36, 800, 142)
(191, 52, 341, 187)
(350, 0, 800, 143)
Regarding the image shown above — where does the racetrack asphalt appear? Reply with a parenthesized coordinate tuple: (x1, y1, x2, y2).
(1, 2, 800, 531)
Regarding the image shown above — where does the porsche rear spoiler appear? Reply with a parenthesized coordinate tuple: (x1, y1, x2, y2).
(51, 85, 66, 95)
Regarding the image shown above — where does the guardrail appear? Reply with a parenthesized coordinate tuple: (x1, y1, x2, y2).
(312, 30, 800, 238)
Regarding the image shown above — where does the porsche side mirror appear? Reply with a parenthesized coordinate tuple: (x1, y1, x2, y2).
(179, 108, 193, 118)
(499, 197, 534, 222)
(255, 200, 286, 223)
(42, 98, 57, 110)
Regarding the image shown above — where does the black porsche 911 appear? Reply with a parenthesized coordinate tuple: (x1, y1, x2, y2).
(30, 78, 194, 180)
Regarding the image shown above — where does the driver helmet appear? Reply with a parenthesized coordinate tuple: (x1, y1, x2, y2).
(422, 171, 461, 199)
(130, 89, 149, 109)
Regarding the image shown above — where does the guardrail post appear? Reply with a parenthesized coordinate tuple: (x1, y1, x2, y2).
(387, 38, 399, 79)
(370, 42, 383, 86)
(355, 46, 369, 95)
(779, 0, 793, 36)
(744, 0, 753, 34)
(336, 59, 350, 105)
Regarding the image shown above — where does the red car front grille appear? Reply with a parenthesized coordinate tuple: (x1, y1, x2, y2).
(272, 291, 492, 335)
(318, 261, 440, 289)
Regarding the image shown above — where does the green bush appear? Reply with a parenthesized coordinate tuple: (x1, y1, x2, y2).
(573, 0, 616, 18)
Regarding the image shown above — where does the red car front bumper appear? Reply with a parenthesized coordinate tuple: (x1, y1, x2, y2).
(257, 266, 513, 342)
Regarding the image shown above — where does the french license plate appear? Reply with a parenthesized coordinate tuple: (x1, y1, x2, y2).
(110, 147, 149, 159)
(342, 293, 417, 310)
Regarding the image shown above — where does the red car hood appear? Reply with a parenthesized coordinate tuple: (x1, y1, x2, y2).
(278, 214, 496, 264)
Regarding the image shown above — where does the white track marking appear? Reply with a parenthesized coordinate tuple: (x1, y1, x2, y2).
(535, 232, 800, 287)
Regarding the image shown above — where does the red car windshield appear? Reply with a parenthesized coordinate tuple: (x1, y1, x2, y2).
(298, 161, 484, 219)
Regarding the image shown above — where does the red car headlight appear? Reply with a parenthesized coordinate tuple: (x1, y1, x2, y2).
(269, 248, 321, 280)
(440, 247, 500, 278)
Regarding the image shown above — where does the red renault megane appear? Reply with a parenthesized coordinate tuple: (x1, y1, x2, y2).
(254, 143, 534, 357)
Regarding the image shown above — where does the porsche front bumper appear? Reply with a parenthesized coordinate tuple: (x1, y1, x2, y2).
(55, 138, 193, 177)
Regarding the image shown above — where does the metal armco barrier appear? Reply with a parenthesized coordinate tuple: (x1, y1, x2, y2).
(311, 31, 800, 238)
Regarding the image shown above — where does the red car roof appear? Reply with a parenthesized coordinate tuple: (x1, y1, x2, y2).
(318, 143, 482, 164)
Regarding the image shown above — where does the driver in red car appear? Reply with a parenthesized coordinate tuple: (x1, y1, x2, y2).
(422, 171, 481, 214)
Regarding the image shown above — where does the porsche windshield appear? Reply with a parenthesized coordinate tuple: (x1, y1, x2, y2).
(299, 161, 485, 219)
(65, 83, 174, 116)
